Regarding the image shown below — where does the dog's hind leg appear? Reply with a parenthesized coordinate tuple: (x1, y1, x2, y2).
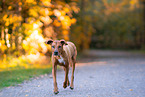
(63, 67, 70, 86)
(70, 57, 76, 90)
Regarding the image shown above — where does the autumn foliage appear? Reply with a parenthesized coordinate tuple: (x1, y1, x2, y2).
(0, 0, 144, 70)
(71, 0, 144, 50)
(0, 0, 79, 70)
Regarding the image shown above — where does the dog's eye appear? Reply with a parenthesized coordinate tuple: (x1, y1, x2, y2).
(58, 46, 61, 48)
(52, 46, 55, 48)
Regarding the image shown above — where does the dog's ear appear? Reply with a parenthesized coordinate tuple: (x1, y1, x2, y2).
(45, 39, 53, 45)
(60, 39, 68, 45)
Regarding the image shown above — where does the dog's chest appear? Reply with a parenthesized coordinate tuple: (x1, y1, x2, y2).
(58, 56, 65, 64)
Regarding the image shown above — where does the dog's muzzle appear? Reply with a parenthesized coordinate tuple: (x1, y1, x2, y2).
(54, 51, 59, 56)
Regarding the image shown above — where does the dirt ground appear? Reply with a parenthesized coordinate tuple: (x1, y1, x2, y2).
(0, 50, 145, 97)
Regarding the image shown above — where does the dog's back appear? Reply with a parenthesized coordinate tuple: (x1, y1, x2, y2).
(63, 42, 77, 67)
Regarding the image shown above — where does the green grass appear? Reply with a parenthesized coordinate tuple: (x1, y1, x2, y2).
(0, 68, 52, 89)
(129, 50, 145, 54)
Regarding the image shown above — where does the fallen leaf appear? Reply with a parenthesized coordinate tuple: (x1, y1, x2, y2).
(129, 89, 133, 91)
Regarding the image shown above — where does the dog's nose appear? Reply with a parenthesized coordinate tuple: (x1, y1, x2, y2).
(54, 51, 58, 55)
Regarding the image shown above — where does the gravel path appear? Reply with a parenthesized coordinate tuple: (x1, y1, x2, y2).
(0, 50, 145, 97)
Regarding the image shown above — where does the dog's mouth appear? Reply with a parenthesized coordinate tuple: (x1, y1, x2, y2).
(53, 55, 61, 59)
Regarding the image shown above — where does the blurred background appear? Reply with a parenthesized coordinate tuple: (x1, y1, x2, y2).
(0, 0, 144, 71)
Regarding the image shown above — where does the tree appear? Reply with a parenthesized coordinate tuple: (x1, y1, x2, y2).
(0, 0, 79, 56)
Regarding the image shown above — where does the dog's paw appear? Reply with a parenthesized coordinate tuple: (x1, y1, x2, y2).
(63, 82, 67, 89)
(54, 91, 59, 95)
(70, 87, 74, 90)
(63, 84, 67, 88)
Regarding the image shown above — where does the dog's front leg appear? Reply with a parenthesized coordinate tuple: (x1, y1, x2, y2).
(63, 65, 69, 88)
(52, 64, 59, 94)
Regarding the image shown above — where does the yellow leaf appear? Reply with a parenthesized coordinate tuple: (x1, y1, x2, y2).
(19, 2, 22, 6)
(71, 18, 76, 24)
(41, 0, 51, 6)
(53, 9, 61, 17)
(64, 35, 69, 40)
(40, 16, 52, 25)
(130, 0, 137, 5)
(3, 15, 8, 20)
(5, 22, 9, 26)
(8, 6, 12, 10)
(26, 0, 34, 3)
(53, 20, 61, 27)
(61, 11, 66, 16)
(63, 7, 69, 13)
(62, 30, 69, 35)
(29, 9, 38, 17)
(59, 16, 64, 21)
(129, 89, 133, 91)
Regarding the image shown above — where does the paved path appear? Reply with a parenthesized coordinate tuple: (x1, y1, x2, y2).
(0, 50, 145, 97)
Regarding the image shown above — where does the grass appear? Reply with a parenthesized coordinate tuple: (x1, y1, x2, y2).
(0, 67, 52, 90)
(129, 49, 145, 54)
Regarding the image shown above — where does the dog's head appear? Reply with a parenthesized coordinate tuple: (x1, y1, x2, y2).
(45, 39, 68, 56)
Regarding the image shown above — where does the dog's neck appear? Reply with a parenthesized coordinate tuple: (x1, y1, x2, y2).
(57, 55, 65, 64)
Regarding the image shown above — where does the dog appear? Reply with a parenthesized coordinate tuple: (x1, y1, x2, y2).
(45, 39, 77, 94)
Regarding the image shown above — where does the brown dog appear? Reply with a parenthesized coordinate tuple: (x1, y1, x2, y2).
(45, 39, 77, 94)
